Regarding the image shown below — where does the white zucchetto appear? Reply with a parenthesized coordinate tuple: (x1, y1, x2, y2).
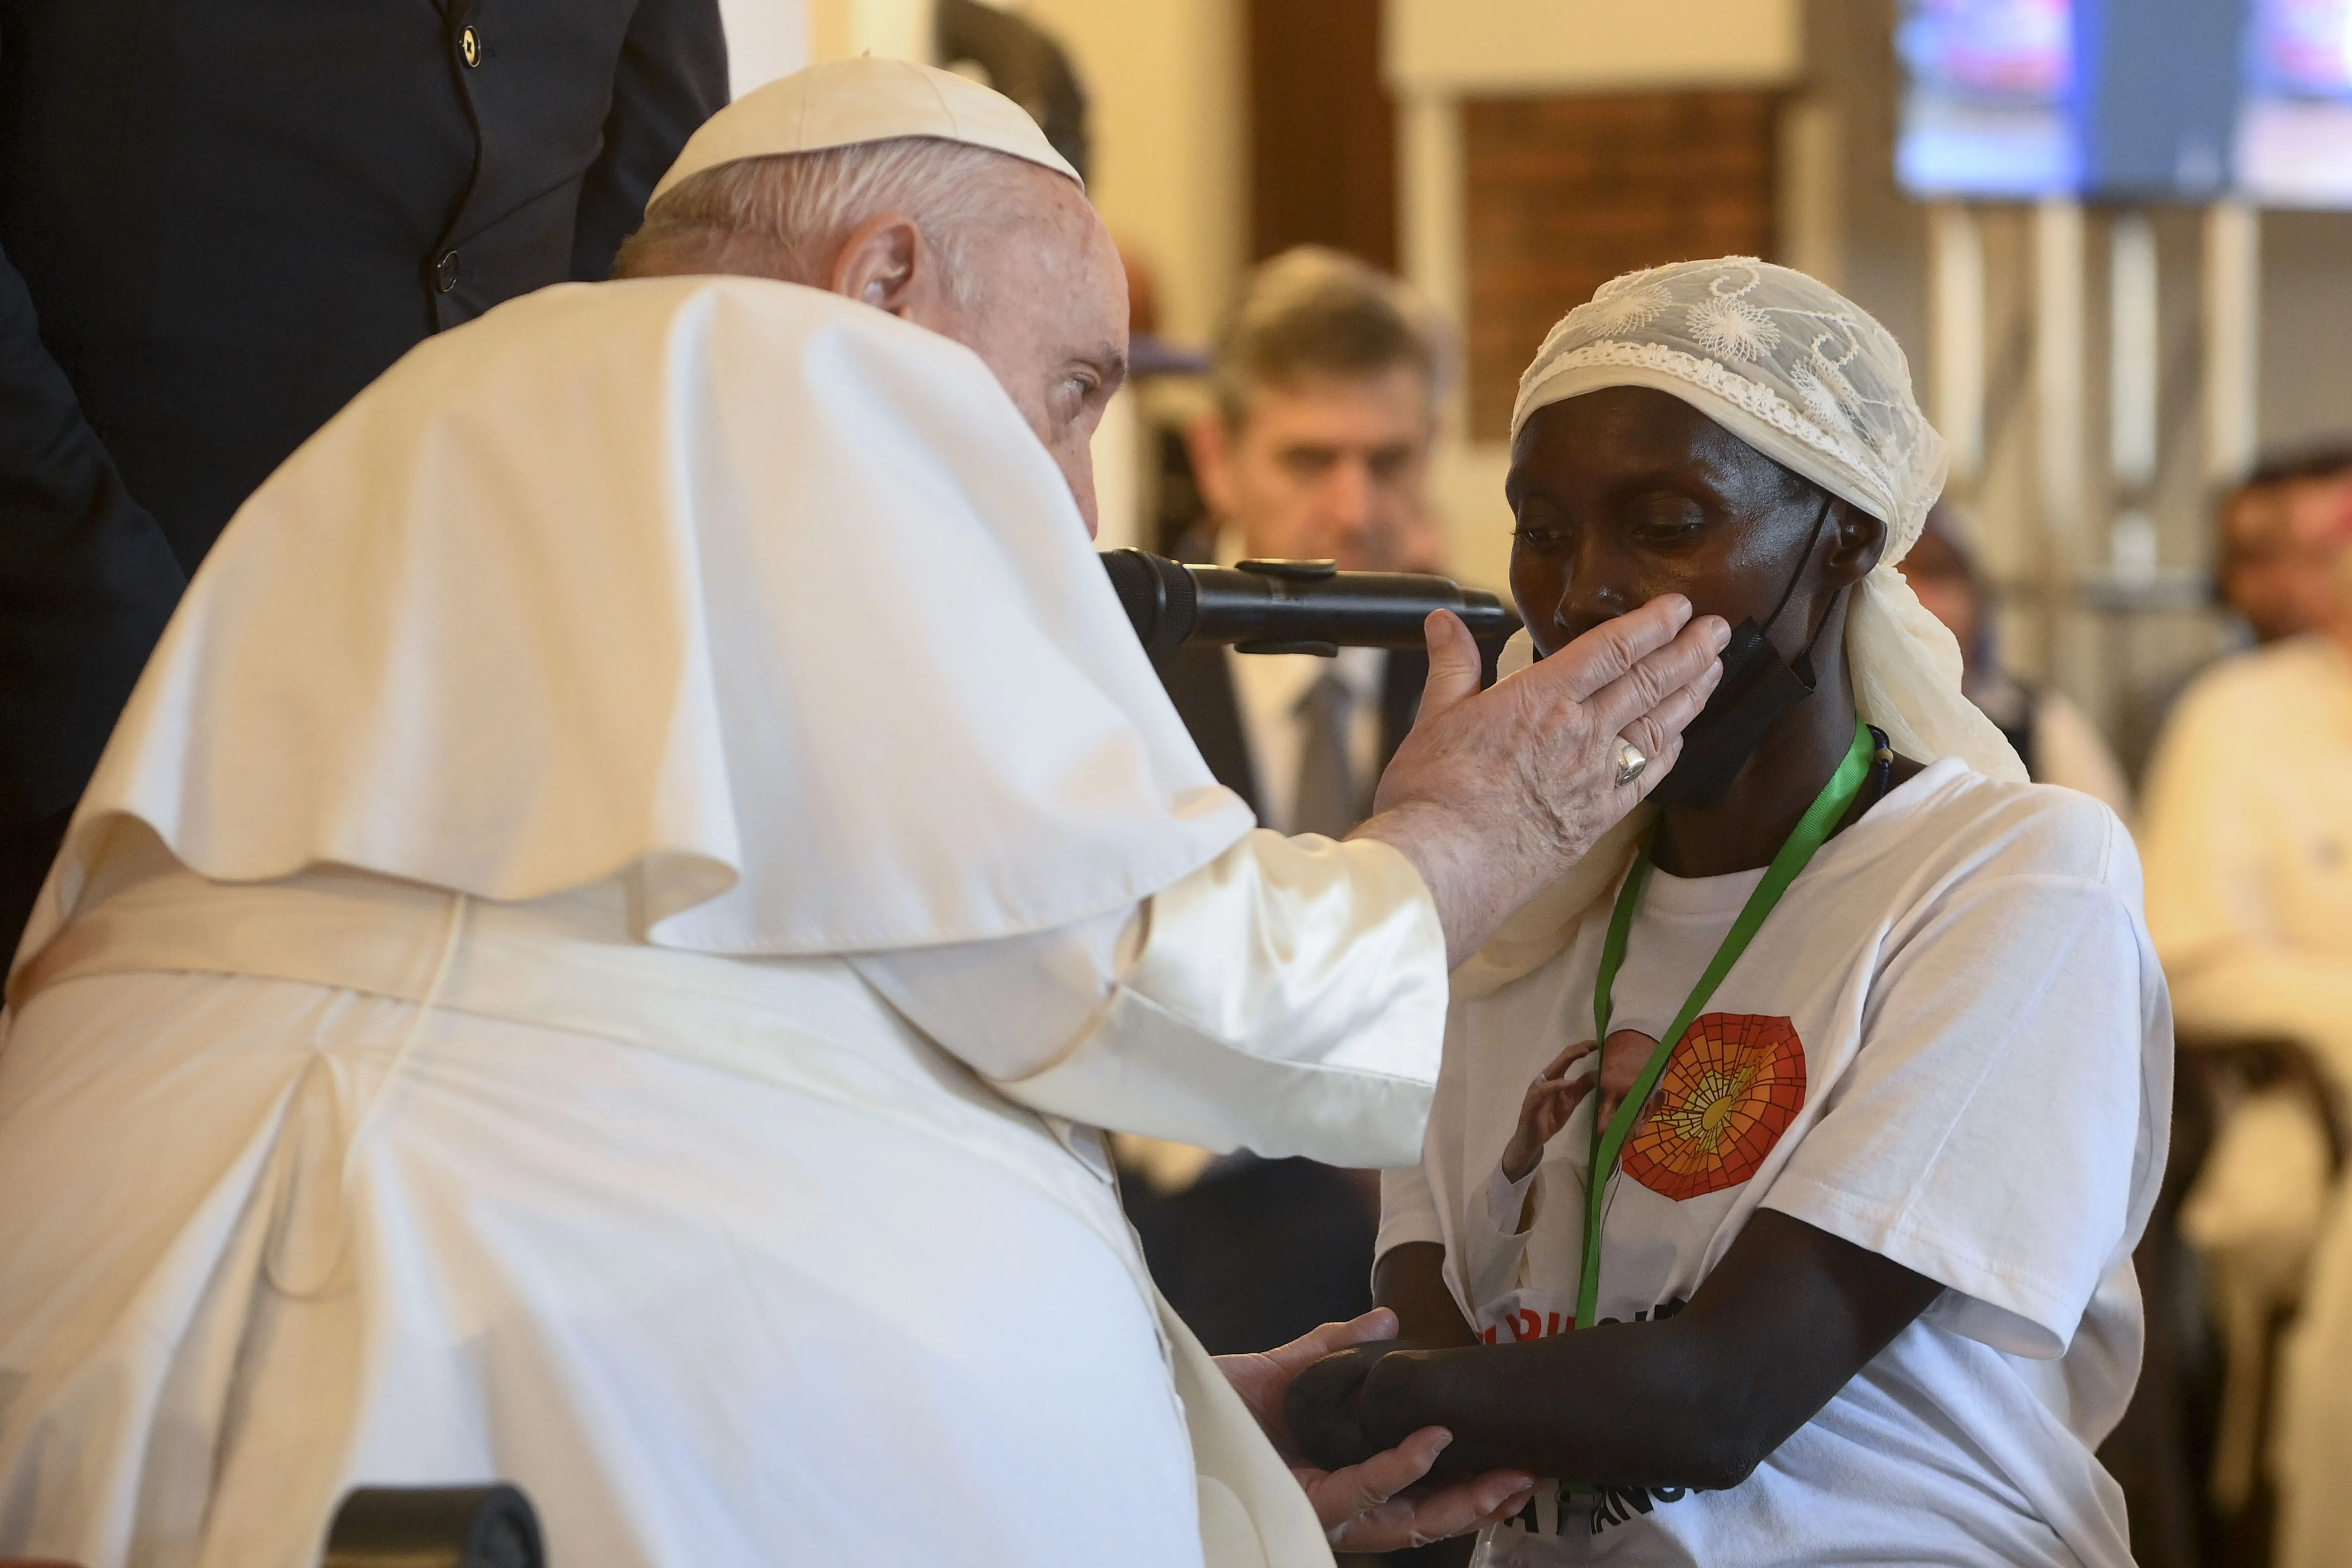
(650, 55, 1083, 204)
(20, 277, 1250, 969)
(1461, 257, 2026, 995)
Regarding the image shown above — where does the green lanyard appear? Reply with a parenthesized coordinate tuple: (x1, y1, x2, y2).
(1574, 717, 1876, 1330)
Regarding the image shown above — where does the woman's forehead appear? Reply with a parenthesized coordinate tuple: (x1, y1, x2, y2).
(1510, 388, 1778, 490)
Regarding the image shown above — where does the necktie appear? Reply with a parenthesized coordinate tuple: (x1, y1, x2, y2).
(1292, 670, 1360, 838)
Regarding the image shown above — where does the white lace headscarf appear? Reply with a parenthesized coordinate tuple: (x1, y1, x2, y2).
(1456, 257, 2025, 995)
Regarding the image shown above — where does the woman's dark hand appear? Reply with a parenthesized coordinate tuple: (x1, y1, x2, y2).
(1283, 1344, 1397, 1470)
(1219, 1310, 1537, 1550)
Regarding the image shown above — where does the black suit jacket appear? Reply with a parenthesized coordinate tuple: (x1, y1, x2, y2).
(1153, 644, 1426, 820)
(0, 0, 725, 941)
(1154, 635, 1514, 821)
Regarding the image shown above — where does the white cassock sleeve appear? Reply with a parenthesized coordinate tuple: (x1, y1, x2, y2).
(851, 829, 1447, 1168)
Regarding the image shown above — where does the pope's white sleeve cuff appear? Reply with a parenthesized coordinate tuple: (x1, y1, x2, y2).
(862, 829, 1446, 1166)
(992, 831, 1447, 1166)
(993, 983, 1436, 1167)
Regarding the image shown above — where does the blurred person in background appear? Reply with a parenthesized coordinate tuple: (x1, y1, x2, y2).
(2142, 449, 2352, 1546)
(0, 0, 727, 958)
(2214, 447, 2352, 647)
(2251, 497, 2352, 1568)
(1125, 247, 1449, 1363)
(2143, 452, 2352, 1096)
(1896, 501, 2133, 821)
(1161, 245, 1450, 835)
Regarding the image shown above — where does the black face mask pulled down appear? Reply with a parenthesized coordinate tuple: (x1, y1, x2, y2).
(1644, 496, 1841, 809)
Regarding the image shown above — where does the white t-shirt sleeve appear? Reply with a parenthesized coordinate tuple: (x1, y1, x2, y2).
(1762, 810, 2164, 1360)
(856, 828, 1447, 1167)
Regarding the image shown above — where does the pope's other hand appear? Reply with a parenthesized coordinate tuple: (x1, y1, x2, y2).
(1218, 1308, 1536, 1552)
(1357, 599, 1728, 966)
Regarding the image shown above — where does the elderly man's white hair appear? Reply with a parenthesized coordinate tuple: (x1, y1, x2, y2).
(616, 55, 1087, 302)
(614, 136, 1031, 304)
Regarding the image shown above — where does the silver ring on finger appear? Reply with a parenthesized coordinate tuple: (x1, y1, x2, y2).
(1614, 736, 1648, 788)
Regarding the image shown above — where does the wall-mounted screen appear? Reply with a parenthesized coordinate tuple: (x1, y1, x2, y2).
(1897, 0, 2078, 195)
(2237, 0, 2352, 203)
(1897, 0, 2284, 203)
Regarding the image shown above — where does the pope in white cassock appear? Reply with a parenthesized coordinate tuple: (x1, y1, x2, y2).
(0, 59, 1728, 1568)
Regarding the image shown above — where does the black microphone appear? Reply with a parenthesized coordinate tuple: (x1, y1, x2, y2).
(1101, 549, 1519, 658)
(324, 1485, 543, 1568)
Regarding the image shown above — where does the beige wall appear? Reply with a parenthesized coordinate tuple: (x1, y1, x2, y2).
(1386, 0, 1799, 94)
(1017, 0, 1248, 347)
(805, 0, 933, 62)
(717, 0, 809, 95)
(796, 0, 1245, 344)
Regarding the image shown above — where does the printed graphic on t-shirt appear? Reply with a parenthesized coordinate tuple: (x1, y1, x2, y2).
(1621, 1012, 1806, 1200)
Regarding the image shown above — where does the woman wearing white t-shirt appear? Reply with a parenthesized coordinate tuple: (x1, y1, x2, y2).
(1289, 261, 2171, 1566)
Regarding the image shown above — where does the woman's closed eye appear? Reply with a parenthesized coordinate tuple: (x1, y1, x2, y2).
(1624, 492, 1710, 545)
(1515, 491, 1714, 555)
(1511, 501, 1573, 554)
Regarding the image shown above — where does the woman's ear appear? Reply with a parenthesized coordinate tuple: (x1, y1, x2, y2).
(1824, 499, 1887, 588)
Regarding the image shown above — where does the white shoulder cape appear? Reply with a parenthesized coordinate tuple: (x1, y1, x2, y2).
(22, 276, 1252, 968)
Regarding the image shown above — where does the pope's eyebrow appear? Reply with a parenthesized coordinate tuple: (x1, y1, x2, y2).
(1090, 345, 1128, 398)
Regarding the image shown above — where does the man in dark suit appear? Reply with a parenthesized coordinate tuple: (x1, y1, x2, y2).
(1156, 246, 1448, 838)
(1129, 245, 1455, 1356)
(0, 0, 728, 951)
